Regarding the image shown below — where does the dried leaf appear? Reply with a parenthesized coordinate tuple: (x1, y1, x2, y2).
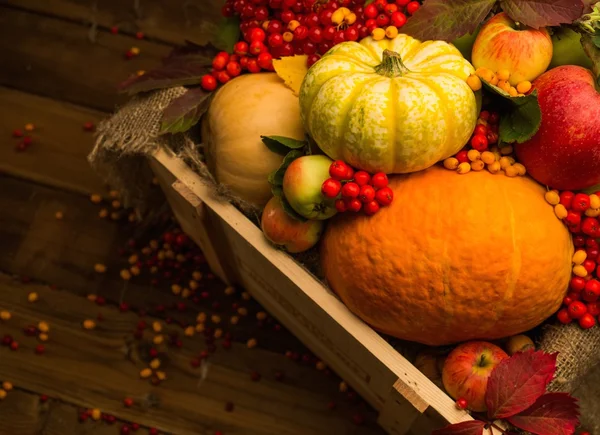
(212, 16, 241, 53)
(273, 55, 309, 96)
(261, 136, 308, 156)
(507, 393, 580, 435)
(486, 350, 557, 419)
(431, 420, 486, 435)
(119, 42, 216, 94)
(500, 0, 584, 29)
(160, 87, 212, 134)
(402, 0, 497, 42)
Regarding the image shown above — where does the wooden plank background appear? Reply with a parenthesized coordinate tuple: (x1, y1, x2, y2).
(0, 1, 385, 433)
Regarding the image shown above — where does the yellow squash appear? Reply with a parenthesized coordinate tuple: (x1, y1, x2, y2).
(300, 35, 479, 174)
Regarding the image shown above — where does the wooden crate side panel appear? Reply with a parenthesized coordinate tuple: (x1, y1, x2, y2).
(150, 149, 476, 431)
(148, 157, 235, 285)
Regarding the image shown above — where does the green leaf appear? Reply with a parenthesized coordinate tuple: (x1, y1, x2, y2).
(364, 0, 375, 4)
(593, 34, 600, 48)
(212, 17, 241, 53)
(481, 80, 542, 144)
(268, 149, 304, 187)
(271, 184, 283, 197)
(582, 33, 600, 85)
(280, 194, 308, 222)
(160, 87, 212, 134)
(500, 0, 584, 29)
(261, 136, 307, 155)
(402, 0, 496, 42)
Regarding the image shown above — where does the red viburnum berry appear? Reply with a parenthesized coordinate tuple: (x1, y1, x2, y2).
(335, 199, 347, 213)
(556, 308, 572, 324)
(583, 280, 600, 302)
(329, 160, 351, 180)
(341, 182, 360, 199)
(321, 178, 342, 198)
(354, 171, 371, 186)
(363, 200, 380, 216)
(572, 193, 591, 212)
(579, 313, 596, 329)
(456, 397, 468, 409)
(358, 185, 376, 203)
(345, 198, 362, 212)
(559, 191, 575, 209)
(370, 172, 388, 189)
(375, 186, 394, 206)
(568, 300, 587, 319)
(587, 302, 600, 316)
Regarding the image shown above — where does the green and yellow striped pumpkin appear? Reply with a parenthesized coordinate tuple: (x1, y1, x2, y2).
(299, 35, 480, 174)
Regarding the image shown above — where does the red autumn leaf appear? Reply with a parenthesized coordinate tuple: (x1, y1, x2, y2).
(500, 0, 584, 29)
(485, 350, 557, 419)
(507, 393, 580, 435)
(431, 420, 486, 435)
(402, 0, 497, 42)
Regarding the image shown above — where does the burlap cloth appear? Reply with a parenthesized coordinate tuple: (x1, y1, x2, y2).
(89, 87, 600, 433)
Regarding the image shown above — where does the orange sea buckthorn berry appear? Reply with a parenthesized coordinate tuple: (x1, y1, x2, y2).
(385, 25, 398, 39)
(504, 166, 519, 177)
(466, 74, 482, 91)
(508, 87, 519, 97)
(497, 69, 511, 81)
(573, 265, 588, 277)
(573, 250, 587, 265)
(2, 382, 13, 391)
(497, 80, 511, 93)
(481, 151, 496, 165)
(0, 311, 11, 321)
(457, 162, 471, 174)
(487, 161, 502, 174)
(282, 31, 294, 42)
(467, 149, 481, 162)
(94, 263, 107, 273)
(346, 12, 357, 25)
(28, 292, 39, 303)
(499, 156, 513, 169)
(500, 146, 513, 155)
(512, 163, 526, 175)
(139, 368, 152, 379)
(545, 190, 560, 205)
(488, 72, 499, 86)
(517, 81, 532, 94)
(288, 20, 300, 31)
(471, 160, 485, 171)
(554, 204, 568, 219)
(371, 28, 385, 41)
(443, 157, 459, 170)
(475, 67, 493, 82)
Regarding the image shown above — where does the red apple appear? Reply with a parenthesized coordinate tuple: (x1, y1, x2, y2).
(515, 66, 600, 190)
(442, 341, 508, 412)
(472, 12, 553, 85)
(261, 196, 324, 253)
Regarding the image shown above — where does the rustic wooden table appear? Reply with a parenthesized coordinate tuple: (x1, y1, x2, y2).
(0, 1, 384, 433)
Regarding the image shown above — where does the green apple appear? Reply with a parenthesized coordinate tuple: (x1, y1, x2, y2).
(550, 27, 593, 69)
(452, 27, 480, 62)
(283, 155, 337, 220)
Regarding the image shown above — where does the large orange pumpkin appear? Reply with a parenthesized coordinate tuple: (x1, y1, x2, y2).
(321, 167, 572, 345)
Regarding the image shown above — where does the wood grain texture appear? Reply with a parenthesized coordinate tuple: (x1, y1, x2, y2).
(0, 174, 310, 354)
(0, 87, 106, 195)
(0, 7, 173, 111)
(1, 0, 223, 46)
(0, 274, 382, 435)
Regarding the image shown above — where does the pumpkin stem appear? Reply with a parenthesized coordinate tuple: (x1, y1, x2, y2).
(374, 49, 411, 78)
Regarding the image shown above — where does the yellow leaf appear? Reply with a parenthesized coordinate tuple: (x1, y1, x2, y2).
(273, 55, 309, 96)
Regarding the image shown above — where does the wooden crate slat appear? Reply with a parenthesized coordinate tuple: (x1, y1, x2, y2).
(150, 147, 480, 433)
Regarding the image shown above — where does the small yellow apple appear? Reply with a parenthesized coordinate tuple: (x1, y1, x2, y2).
(472, 12, 553, 86)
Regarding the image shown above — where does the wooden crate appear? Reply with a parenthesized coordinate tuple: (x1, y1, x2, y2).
(148, 146, 492, 434)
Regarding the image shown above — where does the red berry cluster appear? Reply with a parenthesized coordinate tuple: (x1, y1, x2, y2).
(201, 0, 422, 91)
(454, 110, 499, 161)
(321, 160, 393, 216)
(550, 191, 600, 329)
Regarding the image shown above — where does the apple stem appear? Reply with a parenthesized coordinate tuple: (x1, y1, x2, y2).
(374, 49, 411, 78)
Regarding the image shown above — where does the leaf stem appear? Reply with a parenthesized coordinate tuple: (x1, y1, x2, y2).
(374, 50, 411, 78)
